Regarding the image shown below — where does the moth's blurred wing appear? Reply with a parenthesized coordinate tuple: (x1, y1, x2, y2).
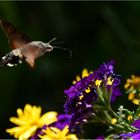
(0, 19, 30, 49)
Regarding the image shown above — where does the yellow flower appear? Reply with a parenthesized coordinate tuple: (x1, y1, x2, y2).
(127, 92, 140, 105)
(6, 104, 58, 140)
(124, 75, 140, 90)
(111, 118, 117, 124)
(125, 75, 140, 105)
(40, 125, 78, 140)
(127, 115, 133, 121)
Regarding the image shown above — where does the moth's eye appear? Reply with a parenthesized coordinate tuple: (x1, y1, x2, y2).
(37, 42, 44, 47)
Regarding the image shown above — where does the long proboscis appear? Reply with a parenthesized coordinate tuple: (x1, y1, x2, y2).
(53, 46, 72, 58)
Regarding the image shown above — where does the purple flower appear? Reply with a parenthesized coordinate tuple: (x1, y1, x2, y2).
(110, 86, 121, 103)
(93, 60, 115, 80)
(50, 114, 72, 130)
(120, 119, 140, 139)
(64, 60, 121, 131)
(64, 73, 97, 113)
(120, 130, 140, 139)
(132, 119, 140, 129)
(93, 60, 121, 103)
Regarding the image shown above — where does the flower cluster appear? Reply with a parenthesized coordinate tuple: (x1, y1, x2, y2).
(125, 75, 140, 105)
(6, 60, 140, 140)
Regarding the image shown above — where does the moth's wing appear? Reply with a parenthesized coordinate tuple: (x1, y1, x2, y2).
(0, 19, 30, 49)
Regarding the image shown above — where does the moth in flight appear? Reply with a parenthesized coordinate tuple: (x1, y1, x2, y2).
(0, 19, 71, 68)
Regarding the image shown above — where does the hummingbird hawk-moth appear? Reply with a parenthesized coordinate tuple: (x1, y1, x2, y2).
(0, 19, 71, 68)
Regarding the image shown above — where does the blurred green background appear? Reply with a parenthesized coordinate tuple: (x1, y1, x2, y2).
(1, 1, 140, 138)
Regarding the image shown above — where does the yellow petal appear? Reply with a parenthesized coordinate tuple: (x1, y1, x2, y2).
(82, 69, 89, 78)
(85, 88, 91, 93)
(67, 134, 78, 140)
(6, 126, 28, 138)
(128, 93, 135, 100)
(107, 76, 114, 85)
(24, 104, 32, 117)
(19, 126, 37, 140)
(95, 80, 102, 86)
(72, 80, 76, 84)
(76, 76, 81, 81)
(9, 117, 27, 125)
(31, 106, 41, 120)
(40, 111, 57, 125)
(132, 99, 139, 105)
(61, 125, 69, 136)
(17, 108, 23, 118)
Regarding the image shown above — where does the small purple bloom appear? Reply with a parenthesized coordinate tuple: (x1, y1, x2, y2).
(50, 114, 72, 130)
(93, 60, 115, 80)
(93, 60, 121, 103)
(132, 119, 140, 129)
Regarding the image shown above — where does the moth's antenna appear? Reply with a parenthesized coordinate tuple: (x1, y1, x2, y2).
(53, 46, 72, 59)
(48, 37, 57, 44)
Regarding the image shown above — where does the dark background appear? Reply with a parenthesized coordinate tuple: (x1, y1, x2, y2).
(0, 2, 140, 138)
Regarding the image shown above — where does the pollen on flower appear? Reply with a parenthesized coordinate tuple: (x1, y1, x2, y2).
(6, 104, 58, 140)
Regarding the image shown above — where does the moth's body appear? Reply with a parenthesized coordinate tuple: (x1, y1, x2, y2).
(0, 41, 53, 67)
(0, 19, 55, 68)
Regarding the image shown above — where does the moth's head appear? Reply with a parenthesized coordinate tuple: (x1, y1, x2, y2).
(44, 37, 57, 52)
(44, 43, 53, 52)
